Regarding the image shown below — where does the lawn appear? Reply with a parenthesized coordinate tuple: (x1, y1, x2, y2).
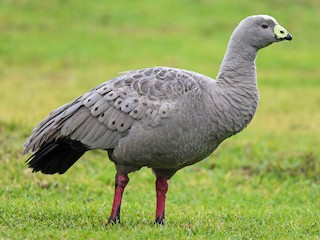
(1, 0, 320, 239)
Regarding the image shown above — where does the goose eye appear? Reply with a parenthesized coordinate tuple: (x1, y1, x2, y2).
(262, 24, 268, 29)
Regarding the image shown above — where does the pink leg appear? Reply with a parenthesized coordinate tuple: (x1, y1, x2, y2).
(155, 176, 168, 224)
(108, 173, 129, 224)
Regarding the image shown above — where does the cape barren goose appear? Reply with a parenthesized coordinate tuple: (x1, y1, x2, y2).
(24, 15, 292, 224)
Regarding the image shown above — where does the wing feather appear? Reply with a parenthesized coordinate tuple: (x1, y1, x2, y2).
(69, 114, 95, 141)
(98, 107, 115, 125)
(24, 67, 198, 154)
(61, 107, 90, 136)
(107, 109, 122, 130)
(90, 98, 111, 116)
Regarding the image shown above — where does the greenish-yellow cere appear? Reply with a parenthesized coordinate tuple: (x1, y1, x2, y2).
(274, 24, 289, 39)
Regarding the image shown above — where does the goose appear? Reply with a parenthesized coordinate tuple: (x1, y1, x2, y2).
(24, 15, 292, 224)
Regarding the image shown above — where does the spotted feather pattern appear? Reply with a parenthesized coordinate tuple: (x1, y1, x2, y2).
(24, 67, 201, 153)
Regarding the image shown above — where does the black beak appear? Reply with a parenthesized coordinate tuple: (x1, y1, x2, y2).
(285, 33, 292, 41)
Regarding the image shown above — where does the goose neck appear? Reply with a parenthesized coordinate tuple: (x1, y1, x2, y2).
(216, 37, 258, 86)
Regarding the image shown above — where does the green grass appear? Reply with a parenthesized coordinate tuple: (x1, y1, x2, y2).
(1, 0, 320, 239)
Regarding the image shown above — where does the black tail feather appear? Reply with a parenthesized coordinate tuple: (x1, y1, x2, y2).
(26, 140, 87, 174)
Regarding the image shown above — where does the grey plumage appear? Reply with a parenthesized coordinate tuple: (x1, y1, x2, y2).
(24, 15, 292, 223)
(24, 14, 292, 176)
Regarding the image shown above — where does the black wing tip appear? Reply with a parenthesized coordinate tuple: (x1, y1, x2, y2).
(25, 140, 87, 175)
